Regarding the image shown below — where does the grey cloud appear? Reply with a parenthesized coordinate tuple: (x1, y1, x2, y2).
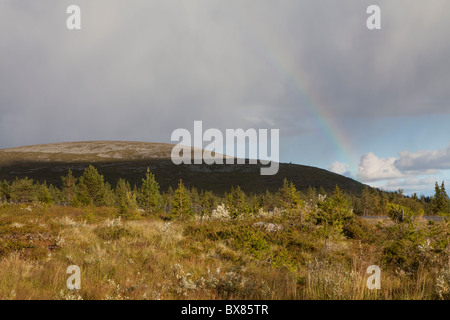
(395, 145, 450, 171)
(358, 144, 450, 182)
(1, 0, 450, 150)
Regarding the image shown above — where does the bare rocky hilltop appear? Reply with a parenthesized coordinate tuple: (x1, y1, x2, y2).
(1, 141, 178, 161)
(0, 141, 367, 194)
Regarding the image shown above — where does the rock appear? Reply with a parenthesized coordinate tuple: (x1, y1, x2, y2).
(252, 222, 283, 232)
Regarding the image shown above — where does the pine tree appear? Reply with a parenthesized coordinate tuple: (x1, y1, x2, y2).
(48, 184, 62, 204)
(361, 186, 371, 216)
(378, 191, 389, 216)
(11, 177, 36, 203)
(442, 181, 450, 214)
(261, 190, 275, 211)
(170, 180, 192, 220)
(118, 191, 139, 216)
(77, 165, 105, 206)
(138, 168, 161, 214)
(278, 179, 302, 211)
(227, 186, 250, 218)
(314, 185, 354, 228)
(306, 186, 317, 203)
(37, 181, 53, 205)
(189, 187, 202, 215)
(115, 178, 138, 215)
(386, 202, 416, 223)
(200, 190, 218, 217)
(103, 182, 116, 207)
(61, 169, 77, 205)
(162, 186, 175, 214)
(250, 193, 263, 215)
(115, 178, 131, 205)
(0, 180, 11, 202)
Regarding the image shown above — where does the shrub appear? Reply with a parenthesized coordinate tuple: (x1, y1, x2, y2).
(310, 186, 355, 232)
(387, 203, 417, 223)
(435, 266, 450, 300)
(95, 225, 132, 240)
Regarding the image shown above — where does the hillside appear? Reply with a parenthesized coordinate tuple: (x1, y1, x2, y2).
(0, 141, 367, 194)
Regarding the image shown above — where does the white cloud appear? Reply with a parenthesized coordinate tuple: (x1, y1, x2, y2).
(358, 152, 403, 182)
(329, 161, 349, 175)
(358, 144, 450, 183)
(357, 144, 450, 195)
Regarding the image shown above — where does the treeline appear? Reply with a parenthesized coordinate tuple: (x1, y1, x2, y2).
(0, 165, 449, 219)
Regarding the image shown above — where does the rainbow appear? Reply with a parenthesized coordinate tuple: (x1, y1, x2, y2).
(228, 3, 356, 169)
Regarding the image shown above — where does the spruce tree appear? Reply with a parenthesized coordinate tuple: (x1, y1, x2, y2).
(432, 181, 449, 215)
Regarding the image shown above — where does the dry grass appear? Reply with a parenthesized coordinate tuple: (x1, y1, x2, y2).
(0, 203, 448, 300)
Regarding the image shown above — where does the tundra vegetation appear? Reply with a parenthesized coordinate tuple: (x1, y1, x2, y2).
(0, 165, 449, 300)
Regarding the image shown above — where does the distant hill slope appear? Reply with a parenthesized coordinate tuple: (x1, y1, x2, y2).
(0, 141, 367, 195)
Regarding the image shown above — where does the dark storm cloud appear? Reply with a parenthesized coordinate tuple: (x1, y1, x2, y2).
(1, 0, 450, 149)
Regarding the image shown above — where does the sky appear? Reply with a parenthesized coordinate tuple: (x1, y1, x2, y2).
(0, 0, 449, 196)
